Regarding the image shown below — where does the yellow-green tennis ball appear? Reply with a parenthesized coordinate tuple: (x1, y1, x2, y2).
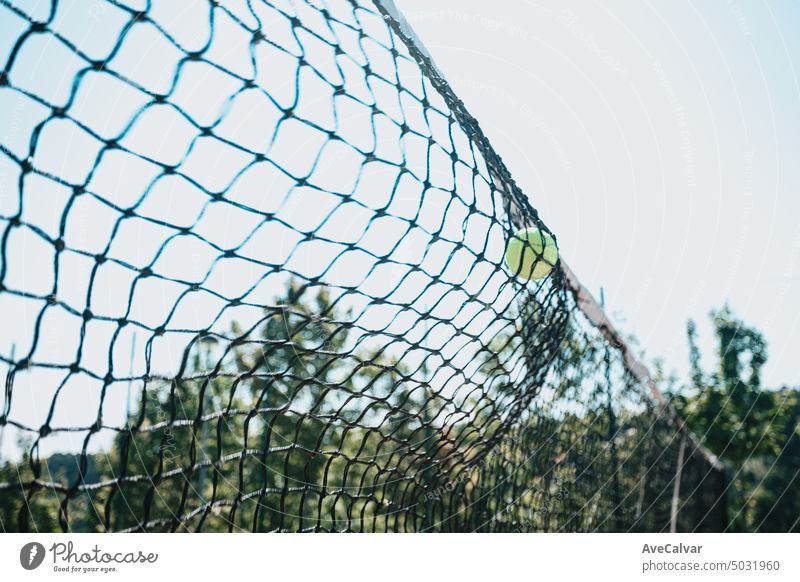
(504, 227, 558, 280)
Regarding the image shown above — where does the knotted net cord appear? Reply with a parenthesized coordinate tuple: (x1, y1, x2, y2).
(0, 0, 726, 532)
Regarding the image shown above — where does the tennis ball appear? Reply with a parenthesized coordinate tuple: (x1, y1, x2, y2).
(504, 227, 558, 280)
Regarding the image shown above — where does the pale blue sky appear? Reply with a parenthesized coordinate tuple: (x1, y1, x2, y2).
(398, 0, 800, 388)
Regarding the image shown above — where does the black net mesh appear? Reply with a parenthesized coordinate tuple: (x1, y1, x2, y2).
(0, 0, 726, 532)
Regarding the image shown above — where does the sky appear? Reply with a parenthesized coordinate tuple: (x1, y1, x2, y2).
(397, 0, 800, 388)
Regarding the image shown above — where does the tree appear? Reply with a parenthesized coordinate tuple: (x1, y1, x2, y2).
(671, 306, 799, 531)
(1, 279, 416, 532)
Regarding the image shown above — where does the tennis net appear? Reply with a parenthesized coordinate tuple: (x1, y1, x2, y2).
(0, 0, 726, 532)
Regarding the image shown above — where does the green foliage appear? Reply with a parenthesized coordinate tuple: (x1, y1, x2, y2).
(672, 305, 799, 532)
(2, 280, 415, 532)
(3, 289, 769, 533)
(740, 388, 800, 532)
